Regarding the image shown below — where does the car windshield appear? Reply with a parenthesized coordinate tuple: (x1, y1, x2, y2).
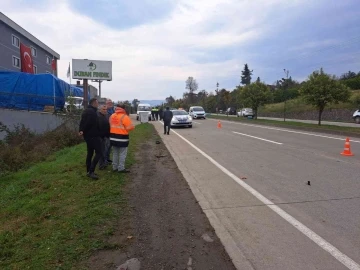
(138, 106, 151, 111)
(193, 107, 204, 111)
(173, 110, 188, 115)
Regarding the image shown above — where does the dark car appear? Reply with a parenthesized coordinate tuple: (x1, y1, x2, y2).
(226, 107, 236, 115)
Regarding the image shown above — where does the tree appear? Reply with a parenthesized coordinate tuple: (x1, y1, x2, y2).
(197, 90, 208, 107)
(300, 68, 351, 125)
(223, 91, 231, 115)
(256, 77, 261, 83)
(165, 95, 175, 106)
(239, 81, 272, 119)
(185, 77, 198, 104)
(241, 64, 253, 85)
(340, 71, 358, 80)
(131, 99, 140, 110)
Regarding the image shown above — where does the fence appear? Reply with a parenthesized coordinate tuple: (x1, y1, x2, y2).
(0, 91, 66, 112)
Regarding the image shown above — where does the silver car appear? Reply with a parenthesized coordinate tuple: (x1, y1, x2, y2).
(170, 110, 193, 128)
(237, 108, 254, 117)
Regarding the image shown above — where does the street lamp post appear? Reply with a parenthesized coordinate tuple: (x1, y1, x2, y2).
(283, 69, 289, 122)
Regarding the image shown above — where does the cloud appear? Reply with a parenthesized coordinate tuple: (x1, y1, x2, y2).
(2, 0, 360, 101)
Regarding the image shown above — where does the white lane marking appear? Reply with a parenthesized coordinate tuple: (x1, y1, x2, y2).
(193, 121, 202, 124)
(232, 131, 283, 145)
(159, 122, 360, 270)
(209, 118, 360, 143)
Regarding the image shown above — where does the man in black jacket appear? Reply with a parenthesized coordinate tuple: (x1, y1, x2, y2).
(159, 107, 163, 121)
(98, 104, 111, 170)
(79, 98, 102, 180)
(163, 107, 173, 135)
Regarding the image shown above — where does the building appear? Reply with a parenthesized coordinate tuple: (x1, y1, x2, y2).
(0, 12, 60, 75)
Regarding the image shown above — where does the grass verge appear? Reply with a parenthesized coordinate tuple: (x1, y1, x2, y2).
(208, 114, 360, 137)
(0, 123, 153, 270)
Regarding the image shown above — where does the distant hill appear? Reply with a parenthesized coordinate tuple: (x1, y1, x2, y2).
(139, 100, 165, 106)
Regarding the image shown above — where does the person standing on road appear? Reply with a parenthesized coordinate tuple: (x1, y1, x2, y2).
(109, 104, 135, 173)
(159, 106, 163, 121)
(106, 99, 115, 164)
(79, 98, 102, 180)
(151, 107, 156, 121)
(163, 107, 173, 135)
(98, 105, 111, 170)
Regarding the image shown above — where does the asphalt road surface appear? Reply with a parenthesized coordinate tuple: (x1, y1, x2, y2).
(153, 118, 360, 270)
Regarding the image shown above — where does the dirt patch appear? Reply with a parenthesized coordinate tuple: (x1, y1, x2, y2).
(87, 127, 235, 269)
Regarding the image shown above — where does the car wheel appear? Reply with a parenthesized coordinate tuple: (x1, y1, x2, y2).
(136, 116, 139, 121)
(355, 117, 360, 124)
(189, 125, 192, 128)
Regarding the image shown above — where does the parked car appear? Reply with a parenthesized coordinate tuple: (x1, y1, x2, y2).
(237, 108, 254, 117)
(170, 110, 192, 128)
(226, 107, 237, 115)
(352, 109, 360, 123)
(136, 103, 152, 121)
(189, 106, 206, 119)
(65, 96, 84, 112)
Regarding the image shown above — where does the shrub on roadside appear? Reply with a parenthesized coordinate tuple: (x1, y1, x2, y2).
(0, 120, 83, 175)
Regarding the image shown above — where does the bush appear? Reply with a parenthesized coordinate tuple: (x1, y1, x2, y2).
(0, 120, 83, 175)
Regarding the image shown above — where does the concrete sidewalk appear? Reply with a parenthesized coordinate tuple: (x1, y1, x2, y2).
(209, 114, 359, 128)
(257, 116, 359, 127)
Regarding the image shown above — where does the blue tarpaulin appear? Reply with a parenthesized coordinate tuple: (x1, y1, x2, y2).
(0, 71, 86, 111)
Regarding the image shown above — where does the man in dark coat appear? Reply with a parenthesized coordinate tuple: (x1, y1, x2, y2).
(79, 98, 102, 180)
(105, 99, 115, 163)
(98, 105, 111, 170)
(163, 107, 173, 135)
(159, 107, 163, 121)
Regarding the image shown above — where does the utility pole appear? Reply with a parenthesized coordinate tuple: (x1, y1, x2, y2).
(216, 82, 219, 114)
(283, 69, 289, 122)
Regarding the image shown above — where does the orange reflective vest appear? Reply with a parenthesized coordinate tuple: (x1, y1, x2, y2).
(109, 113, 135, 147)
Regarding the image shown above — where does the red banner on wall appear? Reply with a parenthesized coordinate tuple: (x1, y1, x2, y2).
(20, 43, 34, 74)
(51, 59, 56, 71)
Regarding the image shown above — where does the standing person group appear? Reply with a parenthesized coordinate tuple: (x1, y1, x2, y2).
(151, 107, 159, 121)
(79, 99, 135, 179)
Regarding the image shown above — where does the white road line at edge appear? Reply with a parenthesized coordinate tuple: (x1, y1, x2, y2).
(158, 122, 360, 270)
(193, 121, 202, 124)
(210, 118, 360, 143)
(232, 131, 283, 145)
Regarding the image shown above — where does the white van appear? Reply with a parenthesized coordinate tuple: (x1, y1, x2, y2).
(136, 103, 152, 121)
(189, 106, 206, 119)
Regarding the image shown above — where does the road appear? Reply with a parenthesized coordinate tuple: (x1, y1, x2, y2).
(211, 114, 360, 128)
(152, 118, 360, 270)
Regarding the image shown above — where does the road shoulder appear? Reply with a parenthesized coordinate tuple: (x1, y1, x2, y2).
(86, 123, 235, 269)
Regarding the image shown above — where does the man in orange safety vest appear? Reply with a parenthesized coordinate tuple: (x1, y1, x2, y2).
(109, 104, 135, 173)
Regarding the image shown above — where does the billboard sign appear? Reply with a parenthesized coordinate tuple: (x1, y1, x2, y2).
(72, 59, 112, 81)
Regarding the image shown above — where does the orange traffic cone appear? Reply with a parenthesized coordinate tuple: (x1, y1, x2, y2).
(217, 120, 222, 129)
(341, 137, 354, 156)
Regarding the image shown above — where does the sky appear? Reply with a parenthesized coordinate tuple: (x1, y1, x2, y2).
(2, 0, 360, 101)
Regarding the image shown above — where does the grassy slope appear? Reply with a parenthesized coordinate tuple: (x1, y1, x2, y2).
(260, 90, 360, 114)
(0, 123, 153, 270)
